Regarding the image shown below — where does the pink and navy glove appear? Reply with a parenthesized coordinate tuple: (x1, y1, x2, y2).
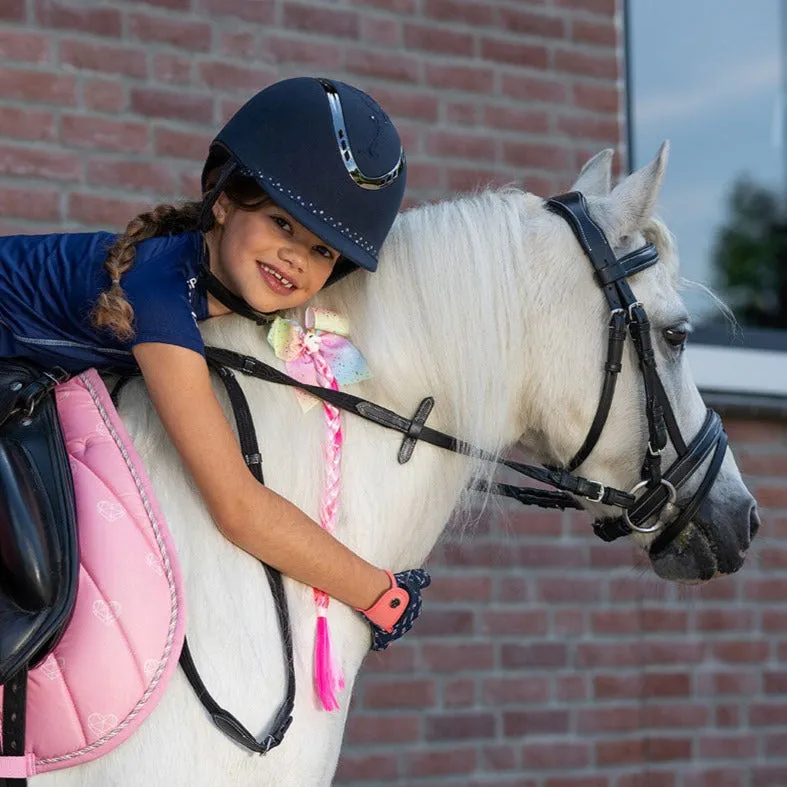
(357, 569, 431, 651)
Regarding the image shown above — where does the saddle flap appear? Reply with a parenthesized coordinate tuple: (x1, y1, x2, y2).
(0, 439, 55, 611)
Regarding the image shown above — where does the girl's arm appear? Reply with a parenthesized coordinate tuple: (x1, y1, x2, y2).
(133, 341, 390, 610)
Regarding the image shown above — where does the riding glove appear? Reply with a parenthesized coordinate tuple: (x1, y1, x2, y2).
(357, 569, 431, 651)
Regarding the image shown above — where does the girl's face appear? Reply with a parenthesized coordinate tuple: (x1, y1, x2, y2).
(206, 194, 339, 316)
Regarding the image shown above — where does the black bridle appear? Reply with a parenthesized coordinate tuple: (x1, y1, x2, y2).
(176, 189, 729, 755)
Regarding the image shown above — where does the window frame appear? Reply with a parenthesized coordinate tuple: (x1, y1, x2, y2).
(623, 0, 787, 409)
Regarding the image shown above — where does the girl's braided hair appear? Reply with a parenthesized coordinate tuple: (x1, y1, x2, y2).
(91, 170, 268, 341)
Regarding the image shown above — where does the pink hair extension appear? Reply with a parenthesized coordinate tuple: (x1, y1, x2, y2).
(310, 349, 346, 711)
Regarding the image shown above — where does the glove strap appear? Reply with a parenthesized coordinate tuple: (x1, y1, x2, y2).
(357, 570, 409, 633)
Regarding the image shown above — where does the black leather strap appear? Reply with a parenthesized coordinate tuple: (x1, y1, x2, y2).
(398, 397, 434, 464)
(0, 668, 27, 787)
(197, 266, 277, 327)
(177, 359, 295, 756)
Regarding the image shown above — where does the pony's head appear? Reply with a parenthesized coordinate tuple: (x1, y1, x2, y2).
(517, 142, 757, 581)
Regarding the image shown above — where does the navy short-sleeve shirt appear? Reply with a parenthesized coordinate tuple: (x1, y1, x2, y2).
(0, 230, 209, 373)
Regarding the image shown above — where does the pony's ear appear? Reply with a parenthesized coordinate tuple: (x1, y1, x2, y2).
(571, 148, 614, 196)
(605, 140, 669, 239)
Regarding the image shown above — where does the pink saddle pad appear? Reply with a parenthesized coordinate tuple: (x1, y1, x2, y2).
(0, 369, 186, 778)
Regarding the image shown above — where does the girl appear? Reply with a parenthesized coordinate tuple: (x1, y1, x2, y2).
(0, 76, 429, 650)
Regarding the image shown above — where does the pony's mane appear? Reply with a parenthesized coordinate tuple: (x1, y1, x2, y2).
(323, 186, 546, 501)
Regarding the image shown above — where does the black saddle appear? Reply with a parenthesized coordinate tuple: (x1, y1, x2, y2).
(0, 360, 79, 784)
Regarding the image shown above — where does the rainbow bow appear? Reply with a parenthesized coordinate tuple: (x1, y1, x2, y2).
(267, 307, 371, 411)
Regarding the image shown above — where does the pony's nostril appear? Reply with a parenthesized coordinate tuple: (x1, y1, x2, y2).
(749, 504, 761, 540)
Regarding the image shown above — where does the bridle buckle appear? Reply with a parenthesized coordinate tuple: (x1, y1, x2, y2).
(623, 479, 677, 533)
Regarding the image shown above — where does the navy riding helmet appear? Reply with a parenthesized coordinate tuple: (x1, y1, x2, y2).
(198, 76, 407, 321)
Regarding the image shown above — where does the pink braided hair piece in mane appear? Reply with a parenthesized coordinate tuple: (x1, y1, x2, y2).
(268, 308, 372, 711)
(309, 349, 346, 711)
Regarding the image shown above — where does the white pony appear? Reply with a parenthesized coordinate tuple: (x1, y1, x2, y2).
(41, 144, 757, 786)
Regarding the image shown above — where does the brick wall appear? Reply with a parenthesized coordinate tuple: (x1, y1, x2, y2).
(3, 1, 784, 785)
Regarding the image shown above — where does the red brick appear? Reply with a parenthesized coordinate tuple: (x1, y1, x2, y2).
(683, 769, 746, 787)
(553, 0, 615, 14)
(363, 642, 416, 672)
(68, 193, 149, 228)
(574, 82, 619, 114)
(61, 115, 149, 153)
(555, 47, 618, 80)
(129, 13, 211, 51)
(716, 703, 741, 727)
(153, 53, 192, 85)
(345, 713, 420, 744)
(0, 30, 49, 61)
(364, 678, 436, 709)
(404, 23, 474, 55)
(596, 738, 644, 766)
(695, 607, 754, 631)
(0, 145, 81, 181)
(695, 669, 759, 696)
(134, 0, 191, 8)
(763, 608, 787, 631)
(444, 100, 479, 125)
(334, 753, 398, 782)
(713, 640, 769, 663)
(764, 732, 787, 756)
(481, 37, 548, 68)
(647, 737, 693, 762)
(556, 673, 588, 701)
(483, 744, 518, 772)
(218, 30, 257, 59)
(482, 677, 549, 705)
(544, 777, 607, 787)
(446, 166, 509, 193)
(83, 79, 127, 112)
(0, 107, 56, 141)
(697, 734, 757, 759)
(425, 712, 495, 741)
(0, 186, 60, 221)
(500, 642, 567, 669)
(130, 88, 213, 123)
(523, 742, 590, 770)
(483, 105, 550, 135)
(481, 609, 548, 636)
(283, 3, 358, 37)
(416, 608, 474, 636)
(351, 0, 416, 11)
(406, 747, 477, 777)
(428, 574, 492, 602)
(201, 0, 274, 23)
(617, 773, 676, 787)
(755, 485, 787, 509)
(423, 0, 493, 26)
(425, 63, 494, 93)
(421, 643, 493, 671)
(86, 160, 177, 194)
(0, 0, 25, 21)
(499, 8, 566, 38)
(537, 577, 601, 602)
(60, 39, 147, 78)
(572, 19, 617, 47)
(267, 36, 343, 68)
(36, 0, 121, 36)
(577, 706, 640, 733)
(346, 48, 419, 83)
(503, 141, 572, 171)
(643, 703, 709, 728)
(751, 702, 787, 726)
(592, 609, 641, 634)
(442, 677, 476, 707)
(641, 608, 688, 632)
(558, 114, 620, 142)
(360, 15, 400, 46)
(554, 609, 586, 636)
(504, 709, 570, 736)
(427, 131, 495, 162)
(607, 575, 673, 601)
(0, 68, 76, 104)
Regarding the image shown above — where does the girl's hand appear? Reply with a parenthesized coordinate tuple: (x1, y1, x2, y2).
(357, 569, 431, 651)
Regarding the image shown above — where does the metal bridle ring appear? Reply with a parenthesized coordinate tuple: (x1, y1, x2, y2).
(623, 479, 677, 533)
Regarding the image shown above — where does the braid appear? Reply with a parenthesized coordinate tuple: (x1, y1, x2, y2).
(91, 201, 202, 341)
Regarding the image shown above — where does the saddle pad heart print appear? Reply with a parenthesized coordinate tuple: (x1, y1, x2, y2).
(0, 370, 187, 777)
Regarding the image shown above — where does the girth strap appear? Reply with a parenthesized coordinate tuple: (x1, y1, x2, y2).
(178, 360, 295, 756)
(0, 668, 28, 787)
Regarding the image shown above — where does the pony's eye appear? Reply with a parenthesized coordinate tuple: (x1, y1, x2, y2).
(663, 327, 689, 348)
